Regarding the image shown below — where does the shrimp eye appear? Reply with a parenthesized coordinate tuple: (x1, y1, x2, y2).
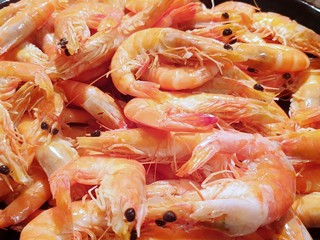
(90, 130, 101, 137)
(247, 67, 257, 73)
(155, 219, 166, 227)
(0, 165, 10, 175)
(222, 28, 233, 36)
(51, 128, 59, 135)
(229, 38, 237, 44)
(130, 229, 137, 240)
(64, 48, 71, 56)
(163, 210, 177, 222)
(124, 208, 136, 222)
(222, 12, 229, 19)
(40, 121, 49, 130)
(282, 73, 291, 79)
(223, 43, 233, 50)
(253, 83, 264, 91)
(57, 38, 68, 49)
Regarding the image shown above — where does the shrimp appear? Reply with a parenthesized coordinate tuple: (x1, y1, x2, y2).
(20, 200, 111, 240)
(0, 103, 31, 185)
(289, 70, 320, 128)
(76, 127, 213, 164)
(56, 80, 128, 129)
(252, 12, 320, 57)
(35, 135, 79, 177)
(54, 3, 124, 55)
(294, 162, 320, 194)
(140, 62, 220, 91)
(0, 0, 55, 55)
(233, 42, 310, 72)
(0, 165, 51, 228)
(49, 155, 147, 239)
(292, 192, 320, 228)
(146, 130, 295, 236)
(47, 0, 174, 80)
(110, 27, 246, 98)
(269, 129, 320, 161)
(0, 0, 28, 26)
(124, 92, 287, 132)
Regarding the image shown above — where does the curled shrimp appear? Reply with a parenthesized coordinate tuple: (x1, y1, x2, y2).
(47, 0, 174, 80)
(49, 155, 146, 239)
(252, 12, 320, 57)
(20, 200, 111, 240)
(0, 165, 51, 228)
(289, 70, 320, 128)
(0, 0, 55, 55)
(111, 27, 246, 98)
(146, 130, 295, 236)
(56, 80, 128, 129)
(54, 3, 124, 55)
(124, 92, 287, 132)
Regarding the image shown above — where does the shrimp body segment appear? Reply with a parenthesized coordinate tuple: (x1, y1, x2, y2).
(147, 130, 295, 236)
(49, 156, 147, 238)
(0, 0, 55, 55)
(56, 80, 127, 129)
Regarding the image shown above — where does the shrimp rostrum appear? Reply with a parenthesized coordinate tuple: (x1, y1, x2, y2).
(146, 130, 296, 236)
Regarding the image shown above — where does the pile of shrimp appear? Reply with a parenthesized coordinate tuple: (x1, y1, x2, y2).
(0, 0, 319, 239)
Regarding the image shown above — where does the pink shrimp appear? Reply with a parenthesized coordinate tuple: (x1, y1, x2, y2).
(0, 165, 51, 228)
(146, 130, 295, 236)
(49, 155, 147, 239)
(124, 92, 287, 132)
(54, 3, 124, 55)
(0, 0, 55, 55)
(56, 80, 128, 129)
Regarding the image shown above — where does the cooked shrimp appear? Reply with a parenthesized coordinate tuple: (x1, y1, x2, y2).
(0, 165, 51, 228)
(140, 62, 219, 90)
(293, 192, 320, 228)
(47, 0, 174, 80)
(233, 42, 310, 72)
(76, 128, 213, 164)
(56, 80, 128, 129)
(294, 162, 320, 194)
(0, 0, 55, 55)
(49, 155, 147, 239)
(20, 200, 110, 240)
(0, 103, 31, 185)
(290, 70, 320, 128)
(252, 12, 320, 57)
(111, 27, 246, 98)
(124, 92, 287, 132)
(270, 129, 320, 161)
(35, 135, 79, 177)
(54, 3, 124, 55)
(146, 130, 295, 236)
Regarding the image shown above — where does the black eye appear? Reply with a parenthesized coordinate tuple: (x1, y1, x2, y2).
(51, 128, 59, 135)
(253, 83, 264, 91)
(155, 219, 166, 227)
(40, 122, 49, 130)
(64, 48, 71, 56)
(247, 67, 257, 73)
(223, 43, 233, 50)
(282, 73, 291, 79)
(130, 229, 137, 240)
(222, 28, 232, 36)
(163, 210, 177, 222)
(221, 12, 229, 19)
(0, 165, 10, 175)
(124, 208, 136, 222)
(90, 130, 101, 137)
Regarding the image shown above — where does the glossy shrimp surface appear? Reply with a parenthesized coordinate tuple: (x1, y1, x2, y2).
(0, 0, 318, 239)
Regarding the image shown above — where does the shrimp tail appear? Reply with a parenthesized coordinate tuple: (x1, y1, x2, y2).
(177, 134, 221, 176)
(129, 80, 162, 98)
